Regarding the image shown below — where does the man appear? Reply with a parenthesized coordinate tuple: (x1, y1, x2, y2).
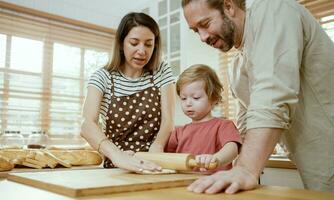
(182, 0, 334, 194)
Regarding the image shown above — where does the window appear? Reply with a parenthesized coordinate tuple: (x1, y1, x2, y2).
(0, 7, 113, 136)
(0, 34, 7, 68)
(218, 49, 238, 119)
(10, 37, 43, 73)
(301, 0, 334, 42)
(321, 15, 334, 42)
(158, 0, 167, 16)
(158, 0, 182, 76)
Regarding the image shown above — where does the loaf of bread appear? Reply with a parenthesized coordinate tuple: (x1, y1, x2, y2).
(0, 155, 14, 171)
(50, 150, 102, 166)
(0, 149, 102, 169)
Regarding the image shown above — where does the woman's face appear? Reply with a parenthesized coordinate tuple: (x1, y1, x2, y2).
(122, 26, 155, 77)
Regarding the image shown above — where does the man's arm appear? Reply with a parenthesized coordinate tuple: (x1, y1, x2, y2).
(188, 128, 282, 194)
(236, 128, 282, 178)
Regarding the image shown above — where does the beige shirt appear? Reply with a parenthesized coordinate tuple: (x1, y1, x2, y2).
(229, 0, 334, 190)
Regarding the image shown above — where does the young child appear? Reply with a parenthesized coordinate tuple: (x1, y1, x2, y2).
(165, 64, 241, 173)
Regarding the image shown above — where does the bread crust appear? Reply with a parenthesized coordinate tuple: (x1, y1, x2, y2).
(0, 149, 102, 171)
(0, 155, 14, 171)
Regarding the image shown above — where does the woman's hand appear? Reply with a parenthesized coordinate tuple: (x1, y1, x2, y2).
(111, 150, 162, 173)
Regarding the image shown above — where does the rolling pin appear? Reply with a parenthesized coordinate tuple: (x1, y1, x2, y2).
(134, 152, 218, 171)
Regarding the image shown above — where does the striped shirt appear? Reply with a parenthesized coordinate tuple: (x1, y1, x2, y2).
(88, 61, 175, 131)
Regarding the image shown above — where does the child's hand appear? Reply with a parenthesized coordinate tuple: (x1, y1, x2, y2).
(195, 154, 219, 172)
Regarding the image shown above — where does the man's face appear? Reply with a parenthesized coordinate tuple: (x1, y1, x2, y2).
(183, 0, 236, 52)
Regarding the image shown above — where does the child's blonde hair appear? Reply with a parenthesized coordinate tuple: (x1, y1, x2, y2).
(176, 64, 223, 103)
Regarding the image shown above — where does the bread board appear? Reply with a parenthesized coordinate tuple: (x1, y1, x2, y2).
(7, 168, 203, 197)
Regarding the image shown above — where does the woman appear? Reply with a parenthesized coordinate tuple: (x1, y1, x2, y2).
(81, 12, 175, 173)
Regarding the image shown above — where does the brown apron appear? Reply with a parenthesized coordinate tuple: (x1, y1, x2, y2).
(103, 73, 161, 168)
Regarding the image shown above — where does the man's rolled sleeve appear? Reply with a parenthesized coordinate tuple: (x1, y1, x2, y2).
(246, 106, 291, 130)
(245, 1, 303, 131)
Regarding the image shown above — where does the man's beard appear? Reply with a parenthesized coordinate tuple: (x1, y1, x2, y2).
(219, 14, 235, 52)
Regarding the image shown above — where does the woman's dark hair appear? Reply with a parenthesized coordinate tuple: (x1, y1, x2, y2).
(105, 12, 161, 73)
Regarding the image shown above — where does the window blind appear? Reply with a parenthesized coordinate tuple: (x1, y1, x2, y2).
(0, 4, 114, 136)
(218, 48, 237, 119)
(218, 0, 334, 119)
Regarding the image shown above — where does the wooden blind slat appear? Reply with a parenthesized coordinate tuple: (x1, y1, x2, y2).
(0, 12, 113, 51)
(0, 5, 113, 135)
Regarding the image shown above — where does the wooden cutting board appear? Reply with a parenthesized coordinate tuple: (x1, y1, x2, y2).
(0, 166, 102, 179)
(7, 168, 203, 197)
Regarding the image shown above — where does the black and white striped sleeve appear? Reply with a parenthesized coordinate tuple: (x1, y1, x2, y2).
(87, 68, 108, 93)
(154, 61, 175, 88)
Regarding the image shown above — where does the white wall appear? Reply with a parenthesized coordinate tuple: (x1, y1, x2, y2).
(3, 0, 151, 28)
(180, 22, 220, 73)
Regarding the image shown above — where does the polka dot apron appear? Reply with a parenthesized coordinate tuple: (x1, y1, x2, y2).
(103, 74, 161, 168)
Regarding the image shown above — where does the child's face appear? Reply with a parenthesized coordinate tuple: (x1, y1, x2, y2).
(179, 80, 214, 123)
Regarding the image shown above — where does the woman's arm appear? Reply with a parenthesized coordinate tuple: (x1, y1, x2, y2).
(81, 86, 111, 150)
(149, 83, 176, 152)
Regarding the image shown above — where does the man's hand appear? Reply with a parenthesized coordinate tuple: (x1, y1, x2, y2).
(187, 166, 258, 194)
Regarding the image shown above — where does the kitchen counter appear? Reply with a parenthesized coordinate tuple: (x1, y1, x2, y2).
(0, 178, 332, 200)
(266, 157, 296, 169)
(1, 167, 333, 200)
(0, 153, 330, 199)
(0, 165, 102, 179)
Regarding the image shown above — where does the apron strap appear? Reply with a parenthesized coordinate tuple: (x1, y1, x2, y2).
(110, 71, 116, 97)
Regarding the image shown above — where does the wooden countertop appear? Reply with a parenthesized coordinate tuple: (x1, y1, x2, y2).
(0, 179, 332, 200)
(266, 157, 296, 169)
(0, 165, 102, 179)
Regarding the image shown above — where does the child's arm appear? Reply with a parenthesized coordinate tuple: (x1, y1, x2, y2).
(164, 129, 178, 152)
(196, 142, 238, 170)
(213, 141, 239, 167)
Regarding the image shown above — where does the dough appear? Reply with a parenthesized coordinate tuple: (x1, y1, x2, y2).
(139, 168, 177, 174)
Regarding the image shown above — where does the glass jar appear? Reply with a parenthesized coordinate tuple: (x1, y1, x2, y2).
(27, 131, 48, 149)
(0, 130, 25, 149)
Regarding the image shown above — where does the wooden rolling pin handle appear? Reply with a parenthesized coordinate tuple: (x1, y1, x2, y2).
(188, 158, 218, 170)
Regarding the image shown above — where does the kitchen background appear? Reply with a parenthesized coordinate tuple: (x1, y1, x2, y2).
(0, 0, 333, 187)
(1, 0, 333, 136)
